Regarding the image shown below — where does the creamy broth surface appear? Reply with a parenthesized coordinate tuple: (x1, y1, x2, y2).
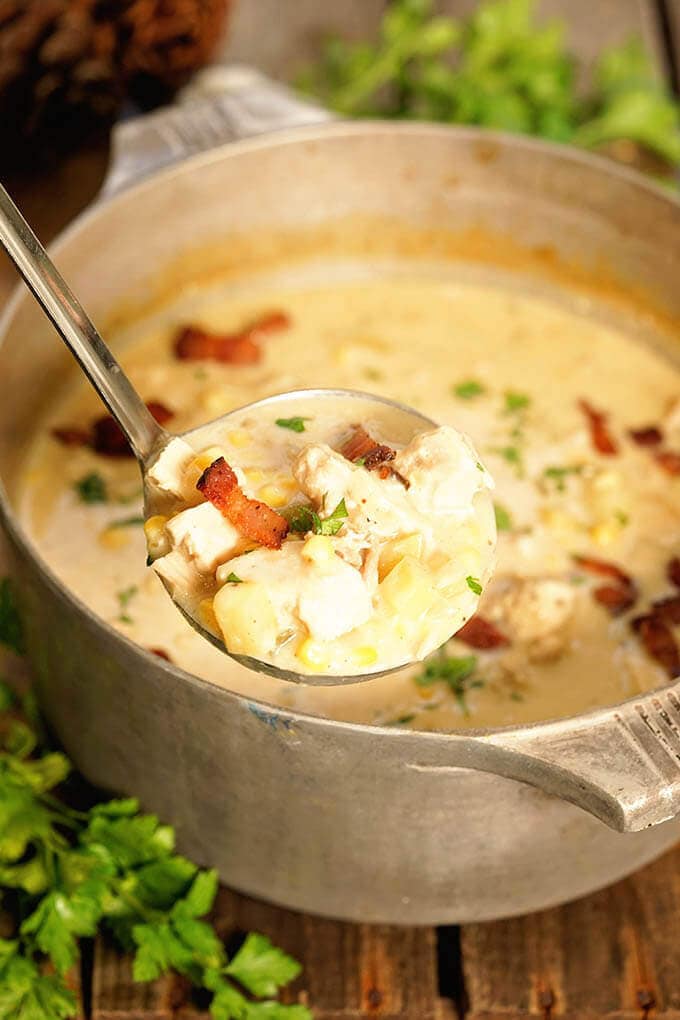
(18, 276, 680, 728)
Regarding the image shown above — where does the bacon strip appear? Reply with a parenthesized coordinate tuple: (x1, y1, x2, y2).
(653, 450, 680, 476)
(578, 399, 618, 456)
(572, 555, 637, 616)
(92, 401, 174, 457)
(53, 402, 174, 458)
(628, 425, 663, 447)
(197, 457, 289, 550)
(456, 615, 510, 650)
(149, 647, 173, 662)
(174, 311, 290, 365)
(339, 425, 410, 486)
(651, 595, 680, 626)
(631, 614, 680, 679)
(668, 557, 680, 589)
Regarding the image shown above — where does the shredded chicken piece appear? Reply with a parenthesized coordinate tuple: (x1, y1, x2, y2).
(197, 457, 289, 549)
(485, 577, 576, 662)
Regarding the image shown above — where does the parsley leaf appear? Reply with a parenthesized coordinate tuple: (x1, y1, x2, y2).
(0, 581, 311, 1019)
(116, 585, 138, 624)
(0, 579, 24, 655)
(225, 573, 243, 584)
(466, 576, 483, 595)
(504, 391, 531, 413)
(226, 933, 302, 998)
(453, 379, 485, 400)
(275, 417, 310, 433)
(542, 464, 583, 492)
(415, 652, 482, 714)
(74, 472, 108, 504)
(493, 503, 513, 531)
(110, 515, 145, 529)
(287, 499, 348, 537)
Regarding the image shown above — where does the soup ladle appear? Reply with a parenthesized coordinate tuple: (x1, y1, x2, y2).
(0, 182, 446, 686)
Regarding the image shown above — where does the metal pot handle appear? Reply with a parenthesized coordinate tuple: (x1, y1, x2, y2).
(474, 686, 680, 832)
(101, 65, 332, 198)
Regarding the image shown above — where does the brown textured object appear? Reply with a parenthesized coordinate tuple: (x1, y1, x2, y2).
(0, 0, 230, 170)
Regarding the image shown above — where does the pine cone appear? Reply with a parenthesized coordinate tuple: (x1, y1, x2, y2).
(0, 0, 230, 170)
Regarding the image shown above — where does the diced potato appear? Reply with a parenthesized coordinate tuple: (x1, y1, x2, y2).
(379, 556, 437, 619)
(302, 535, 336, 567)
(296, 637, 331, 672)
(144, 514, 169, 561)
(378, 533, 423, 581)
(212, 581, 279, 657)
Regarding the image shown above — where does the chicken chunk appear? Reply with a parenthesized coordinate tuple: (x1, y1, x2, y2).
(394, 426, 494, 516)
(165, 502, 244, 573)
(486, 576, 576, 662)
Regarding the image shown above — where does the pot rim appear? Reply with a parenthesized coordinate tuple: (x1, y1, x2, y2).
(2, 118, 679, 745)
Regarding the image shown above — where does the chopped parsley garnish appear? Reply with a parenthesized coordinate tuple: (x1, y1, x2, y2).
(354, 456, 367, 466)
(116, 584, 138, 624)
(287, 498, 348, 536)
(74, 471, 107, 504)
(491, 445, 524, 475)
(415, 652, 482, 715)
(0, 596, 308, 1020)
(275, 416, 310, 433)
(542, 464, 583, 492)
(476, 461, 485, 472)
(110, 515, 145, 528)
(453, 379, 485, 400)
(614, 509, 630, 526)
(225, 572, 243, 584)
(364, 367, 383, 382)
(504, 391, 531, 413)
(493, 503, 513, 531)
(466, 575, 483, 596)
(509, 691, 525, 703)
(385, 713, 416, 726)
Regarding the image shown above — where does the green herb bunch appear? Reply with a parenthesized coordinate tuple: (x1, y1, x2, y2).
(0, 580, 309, 1020)
(296, 0, 680, 168)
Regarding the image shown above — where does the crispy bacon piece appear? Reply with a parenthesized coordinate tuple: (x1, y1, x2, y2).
(341, 426, 395, 467)
(578, 399, 618, 456)
(51, 426, 91, 447)
(651, 595, 680, 626)
(92, 401, 174, 458)
(174, 311, 290, 365)
(631, 614, 680, 679)
(573, 554, 638, 616)
(668, 557, 680, 589)
(53, 402, 173, 457)
(197, 457, 289, 549)
(628, 425, 663, 447)
(149, 647, 173, 662)
(456, 615, 510, 650)
(654, 450, 680, 476)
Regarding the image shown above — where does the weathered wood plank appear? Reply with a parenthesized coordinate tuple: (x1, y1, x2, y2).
(91, 887, 443, 1018)
(461, 842, 680, 1018)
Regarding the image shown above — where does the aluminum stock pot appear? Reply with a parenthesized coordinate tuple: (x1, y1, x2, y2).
(1, 72, 680, 924)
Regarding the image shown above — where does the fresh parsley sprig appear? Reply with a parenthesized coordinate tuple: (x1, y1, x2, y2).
(415, 650, 482, 714)
(286, 498, 348, 537)
(0, 581, 310, 1020)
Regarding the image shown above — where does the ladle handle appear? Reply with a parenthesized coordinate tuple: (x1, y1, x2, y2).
(0, 182, 164, 464)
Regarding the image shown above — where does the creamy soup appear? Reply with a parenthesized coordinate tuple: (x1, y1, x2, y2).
(18, 275, 680, 729)
(145, 400, 495, 676)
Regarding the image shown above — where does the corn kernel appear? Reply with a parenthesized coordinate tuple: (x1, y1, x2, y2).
(143, 514, 169, 560)
(227, 429, 251, 448)
(590, 520, 620, 547)
(296, 637, 331, 672)
(244, 467, 265, 484)
(201, 387, 233, 416)
(379, 556, 437, 618)
(98, 527, 130, 550)
(198, 597, 219, 634)
(378, 533, 423, 581)
(258, 484, 288, 508)
(302, 535, 335, 567)
(352, 645, 378, 668)
(194, 446, 225, 472)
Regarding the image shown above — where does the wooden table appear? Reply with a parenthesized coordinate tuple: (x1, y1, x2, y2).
(2, 2, 680, 1016)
